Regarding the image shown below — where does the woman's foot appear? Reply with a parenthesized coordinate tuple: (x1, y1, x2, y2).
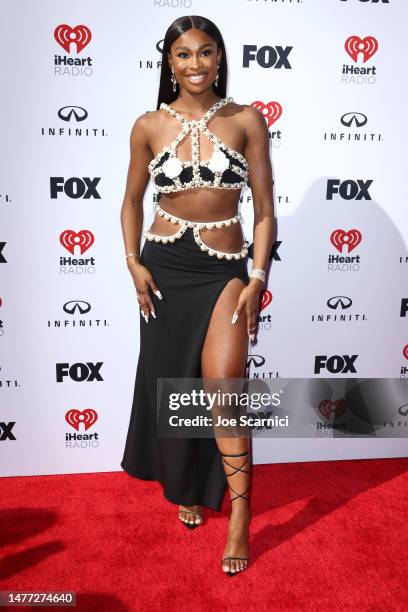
(178, 504, 203, 527)
(221, 505, 251, 575)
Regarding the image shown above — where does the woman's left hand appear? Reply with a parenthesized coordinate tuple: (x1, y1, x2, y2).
(231, 279, 264, 342)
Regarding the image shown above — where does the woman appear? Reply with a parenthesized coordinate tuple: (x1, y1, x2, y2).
(120, 15, 274, 576)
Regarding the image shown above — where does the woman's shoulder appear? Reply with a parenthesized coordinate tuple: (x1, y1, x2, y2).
(230, 100, 265, 124)
(229, 100, 268, 138)
(131, 108, 166, 131)
(129, 108, 168, 144)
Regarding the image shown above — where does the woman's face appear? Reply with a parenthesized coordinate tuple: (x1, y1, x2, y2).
(168, 28, 222, 94)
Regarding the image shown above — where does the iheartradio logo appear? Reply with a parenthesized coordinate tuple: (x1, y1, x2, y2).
(65, 409, 98, 431)
(318, 400, 347, 420)
(403, 345, 408, 361)
(251, 101, 282, 128)
(344, 36, 378, 63)
(59, 230, 95, 255)
(330, 229, 362, 253)
(54, 24, 92, 54)
(259, 289, 272, 311)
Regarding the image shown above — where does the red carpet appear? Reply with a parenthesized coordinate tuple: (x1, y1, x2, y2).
(1, 458, 407, 611)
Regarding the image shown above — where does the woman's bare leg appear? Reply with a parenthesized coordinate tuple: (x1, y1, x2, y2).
(201, 277, 251, 574)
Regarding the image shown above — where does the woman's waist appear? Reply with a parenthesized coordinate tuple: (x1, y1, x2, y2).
(157, 193, 241, 225)
(144, 208, 249, 261)
(153, 203, 242, 229)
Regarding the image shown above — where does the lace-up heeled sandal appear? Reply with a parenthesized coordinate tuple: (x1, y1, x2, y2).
(220, 450, 250, 576)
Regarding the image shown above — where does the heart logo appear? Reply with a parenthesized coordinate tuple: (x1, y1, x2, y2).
(344, 36, 378, 63)
(403, 345, 408, 361)
(65, 409, 98, 431)
(60, 230, 95, 255)
(318, 400, 347, 420)
(259, 289, 273, 312)
(251, 101, 282, 128)
(330, 229, 362, 253)
(54, 24, 92, 54)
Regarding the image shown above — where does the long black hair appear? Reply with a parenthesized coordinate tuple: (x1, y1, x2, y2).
(156, 15, 228, 109)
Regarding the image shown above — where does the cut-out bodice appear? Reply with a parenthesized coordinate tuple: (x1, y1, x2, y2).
(148, 97, 249, 194)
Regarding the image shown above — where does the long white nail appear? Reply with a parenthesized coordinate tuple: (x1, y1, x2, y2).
(141, 311, 149, 323)
(249, 333, 255, 342)
(231, 313, 238, 324)
(154, 290, 163, 300)
(150, 310, 156, 319)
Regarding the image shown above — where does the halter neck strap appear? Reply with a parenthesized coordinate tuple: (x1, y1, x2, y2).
(160, 97, 233, 126)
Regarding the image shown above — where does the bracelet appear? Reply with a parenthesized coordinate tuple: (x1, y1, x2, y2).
(125, 252, 140, 260)
(249, 268, 266, 283)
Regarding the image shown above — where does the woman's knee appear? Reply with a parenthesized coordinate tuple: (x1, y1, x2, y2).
(201, 279, 248, 378)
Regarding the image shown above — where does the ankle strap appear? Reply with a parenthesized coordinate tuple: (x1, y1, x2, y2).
(221, 451, 250, 503)
(228, 485, 250, 503)
(220, 450, 249, 458)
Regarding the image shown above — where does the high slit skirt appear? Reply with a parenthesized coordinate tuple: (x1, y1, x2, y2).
(121, 225, 249, 511)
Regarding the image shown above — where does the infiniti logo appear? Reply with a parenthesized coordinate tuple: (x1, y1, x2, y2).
(399, 404, 408, 417)
(48, 300, 108, 329)
(312, 295, 366, 324)
(58, 106, 88, 122)
(340, 112, 367, 128)
(42, 106, 105, 138)
(156, 39, 164, 54)
(246, 355, 265, 369)
(327, 296, 352, 310)
(324, 110, 381, 144)
(63, 300, 92, 315)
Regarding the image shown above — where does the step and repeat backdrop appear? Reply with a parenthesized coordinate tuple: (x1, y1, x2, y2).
(1, 0, 407, 477)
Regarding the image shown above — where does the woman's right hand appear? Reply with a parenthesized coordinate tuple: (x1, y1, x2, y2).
(128, 261, 162, 323)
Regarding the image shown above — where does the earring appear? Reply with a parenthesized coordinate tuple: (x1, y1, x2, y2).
(214, 65, 220, 88)
(171, 67, 177, 93)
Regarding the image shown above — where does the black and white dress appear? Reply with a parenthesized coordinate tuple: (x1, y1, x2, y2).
(121, 97, 250, 510)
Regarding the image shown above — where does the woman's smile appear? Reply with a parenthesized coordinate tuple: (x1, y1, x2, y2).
(185, 72, 208, 85)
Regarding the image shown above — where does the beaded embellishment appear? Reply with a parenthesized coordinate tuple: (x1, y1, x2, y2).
(148, 97, 249, 193)
(144, 205, 249, 260)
